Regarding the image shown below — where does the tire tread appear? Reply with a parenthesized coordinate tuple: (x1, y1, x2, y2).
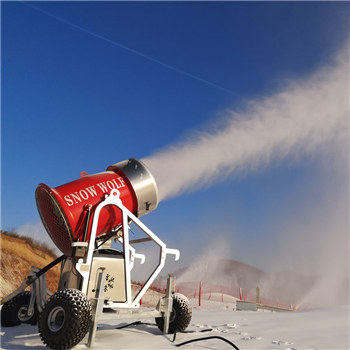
(1, 291, 39, 327)
(38, 289, 92, 350)
(156, 293, 192, 334)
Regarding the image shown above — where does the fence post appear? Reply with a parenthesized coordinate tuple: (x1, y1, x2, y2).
(239, 287, 242, 301)
(256, 286, 260, 304)
(199, 281, 202, 307)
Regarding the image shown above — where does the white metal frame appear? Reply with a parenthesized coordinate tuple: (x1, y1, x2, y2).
(76, 189, 180, 308)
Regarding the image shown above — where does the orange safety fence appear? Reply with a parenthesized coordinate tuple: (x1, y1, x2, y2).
(148, 281, 295, 310)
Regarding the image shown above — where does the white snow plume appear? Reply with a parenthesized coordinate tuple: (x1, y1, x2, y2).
(142, 45, 349, 201)
(175, 238, 232, 285)
(142, 43, 349, 308)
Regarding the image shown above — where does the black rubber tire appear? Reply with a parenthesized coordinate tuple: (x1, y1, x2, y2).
(1, 291, 39, 327)
(38, 289, 92, 350)
(156, 293, 192, 334)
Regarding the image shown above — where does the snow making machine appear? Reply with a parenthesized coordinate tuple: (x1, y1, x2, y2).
(1, 158, 192, 349)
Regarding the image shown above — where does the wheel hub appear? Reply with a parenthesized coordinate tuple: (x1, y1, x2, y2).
(17, 305, 31, 322)
(47, 306, 65, 332)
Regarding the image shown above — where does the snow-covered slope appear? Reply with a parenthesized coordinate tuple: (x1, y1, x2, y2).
(1, 305, 348, 349)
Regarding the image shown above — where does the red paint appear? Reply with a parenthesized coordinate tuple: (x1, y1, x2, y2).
(36, 169, 138, 256)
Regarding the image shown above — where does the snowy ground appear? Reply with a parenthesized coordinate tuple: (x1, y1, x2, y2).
(1, 304, 348, 350)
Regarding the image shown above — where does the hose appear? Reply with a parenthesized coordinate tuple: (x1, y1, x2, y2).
(114, 321, 240, 349)
(175, 335, 240, 349)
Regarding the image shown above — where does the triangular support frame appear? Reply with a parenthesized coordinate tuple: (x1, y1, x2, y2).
(76, 189, 179, 308)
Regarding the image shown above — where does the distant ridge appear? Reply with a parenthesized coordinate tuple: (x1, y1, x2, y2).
(166, 258, 320, 306)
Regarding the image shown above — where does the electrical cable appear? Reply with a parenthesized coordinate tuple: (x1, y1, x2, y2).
(172, 329, 213, 342)
(114, 322, 240, 349)
(32, 254, 66, 280)
(115, 321, 155, 330)
(175, 335, 240, 349)
(115, 321, 143, 329)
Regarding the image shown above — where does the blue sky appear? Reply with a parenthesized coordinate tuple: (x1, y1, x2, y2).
(2, 1, 349, 272)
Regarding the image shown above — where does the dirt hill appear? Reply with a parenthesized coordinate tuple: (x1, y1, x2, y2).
(0, 232, 61, 299)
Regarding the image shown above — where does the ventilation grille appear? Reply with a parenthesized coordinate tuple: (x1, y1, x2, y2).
(35, 185, 73, 256)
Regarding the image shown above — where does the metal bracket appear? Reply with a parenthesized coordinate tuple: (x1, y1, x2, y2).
(87, 270, 106, 348)
(162, 274, 174, 334)
(26, 267, 48, 317)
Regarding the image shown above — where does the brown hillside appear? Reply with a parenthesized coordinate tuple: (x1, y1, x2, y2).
(0, 233, 61, 299)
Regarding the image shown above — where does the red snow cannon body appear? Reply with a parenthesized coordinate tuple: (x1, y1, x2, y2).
(35, 159, 158, 256)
